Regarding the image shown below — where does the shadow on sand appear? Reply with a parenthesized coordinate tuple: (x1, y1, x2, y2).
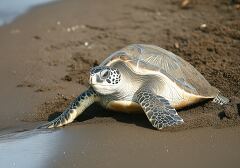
(47, 103, 154, 130)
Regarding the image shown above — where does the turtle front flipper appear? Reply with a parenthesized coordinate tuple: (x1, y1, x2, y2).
(37, 87, 99, 129)
(135, 88, 184, 130)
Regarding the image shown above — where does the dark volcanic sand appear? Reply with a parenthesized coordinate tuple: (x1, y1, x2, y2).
(1, 126, 240, 168)
(0, 0, 240, 167)
(20, 0, 240, 131)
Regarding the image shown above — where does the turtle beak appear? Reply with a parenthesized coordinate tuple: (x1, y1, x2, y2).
(89, 76, 93, 85)
(89, 76, 97, 85)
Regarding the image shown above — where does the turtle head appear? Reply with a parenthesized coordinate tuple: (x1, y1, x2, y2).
(89, 66, 121, 95)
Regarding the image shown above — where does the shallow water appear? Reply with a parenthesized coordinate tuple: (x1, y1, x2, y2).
(0, 124, 239, 168)
(0, 0, 57, 26)
(0, 129, 58, 168)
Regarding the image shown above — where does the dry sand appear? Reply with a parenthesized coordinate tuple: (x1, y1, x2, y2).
(0, 0, 239, 167)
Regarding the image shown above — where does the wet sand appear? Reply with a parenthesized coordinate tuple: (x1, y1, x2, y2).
(1, 125, 240, 168)
(0, 0, 239, 167)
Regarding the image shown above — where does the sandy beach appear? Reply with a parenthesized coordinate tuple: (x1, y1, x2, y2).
(0, 0, 239, 167)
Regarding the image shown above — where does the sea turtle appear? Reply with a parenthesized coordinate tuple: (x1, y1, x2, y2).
(38, 44, 229, 130)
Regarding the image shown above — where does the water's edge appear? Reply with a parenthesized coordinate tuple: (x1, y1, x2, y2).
(0, 0, 58, 26)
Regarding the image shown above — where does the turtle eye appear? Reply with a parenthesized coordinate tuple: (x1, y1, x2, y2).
(100, 69, 109, 79)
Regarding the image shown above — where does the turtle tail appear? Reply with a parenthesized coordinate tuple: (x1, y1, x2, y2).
(212, 94, 229, 105)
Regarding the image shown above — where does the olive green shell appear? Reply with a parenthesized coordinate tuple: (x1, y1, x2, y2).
(100, 44, 219, 97)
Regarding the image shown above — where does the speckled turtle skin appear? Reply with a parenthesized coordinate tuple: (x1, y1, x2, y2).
(38, 44, 229, 130)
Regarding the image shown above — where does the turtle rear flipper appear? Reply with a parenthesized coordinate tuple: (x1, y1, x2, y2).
(37, 88, 98, 129)
(135, 88, 184, 130)
(213, 94, 229, 105)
